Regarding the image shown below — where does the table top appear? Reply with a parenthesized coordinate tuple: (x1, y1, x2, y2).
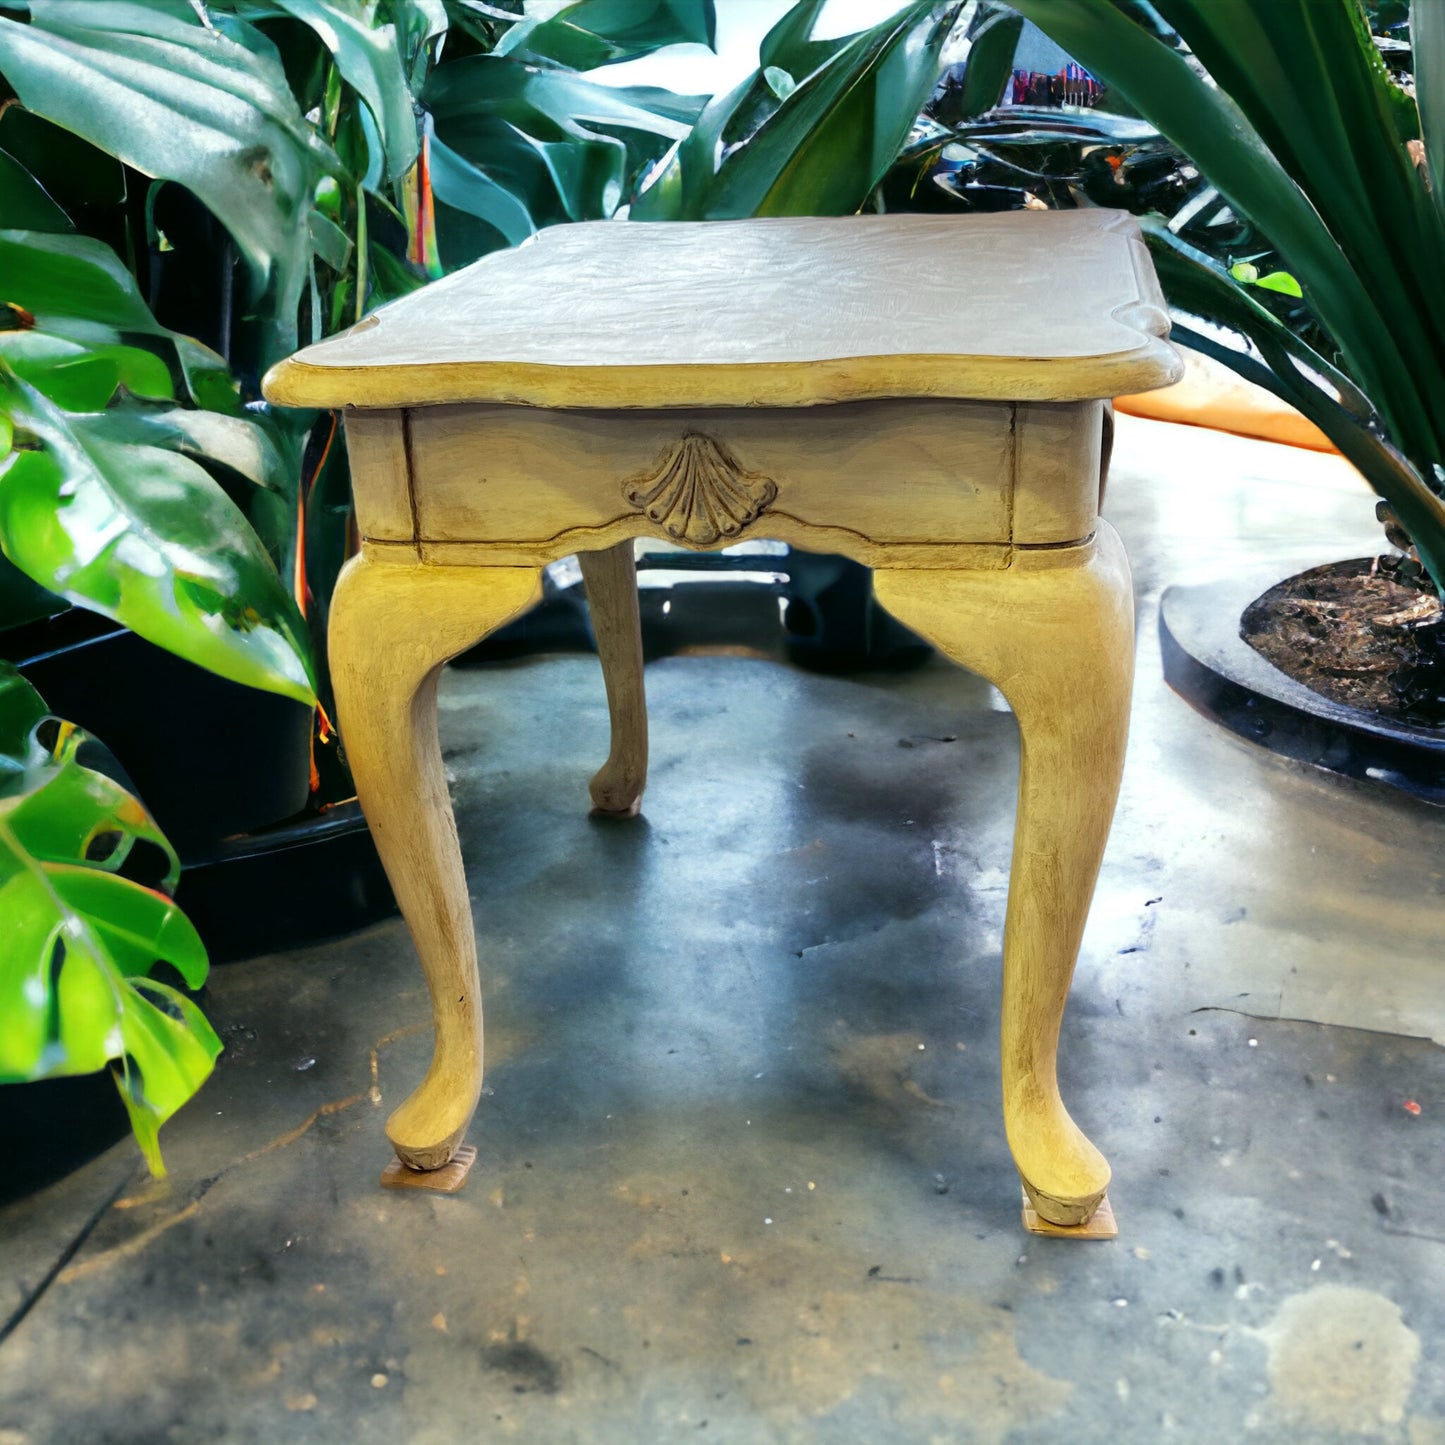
(263, 211, 1180, 412)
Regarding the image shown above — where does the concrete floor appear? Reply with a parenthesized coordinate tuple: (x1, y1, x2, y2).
(2, 416, 1443, 1444)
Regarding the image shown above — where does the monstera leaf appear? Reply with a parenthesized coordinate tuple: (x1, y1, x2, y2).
(0, 663, 221, 1174)
(0, 229, 316, 705)
(243, 0, 421, 183)
(0, 1, 333, 360)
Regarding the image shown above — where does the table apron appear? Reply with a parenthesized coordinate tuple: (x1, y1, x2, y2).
(343, 398, 1105, 560)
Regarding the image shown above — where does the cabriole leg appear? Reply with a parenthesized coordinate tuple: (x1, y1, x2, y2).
(579, 541, 649, 816)
(874, 524, 1134, 1228)
(329, 554, 543, 1172)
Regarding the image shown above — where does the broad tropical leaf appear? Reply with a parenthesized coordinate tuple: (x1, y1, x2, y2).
(1143, 221, 1445, 589)
(1149, 0, 1445, 435)
(1008, 0, 1442, 477)
(0, 662, 221, 1175)
(498, 0, 716, 71)
(379, 0, 448, 91)
(246, 0, 421, 182)
(0, 1, 333, 361)
(1413, 0, 1445, 235)
(0, 221, 236, 418)
(957, 5, 1023, 119)
(0, 229, 314, 700)
(424, 55, 701, 250)
(633, 0, 961, 221)
(0, 368, 317, 706)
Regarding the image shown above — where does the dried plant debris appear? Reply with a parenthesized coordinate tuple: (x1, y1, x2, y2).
(1241, 557, 1445, 726)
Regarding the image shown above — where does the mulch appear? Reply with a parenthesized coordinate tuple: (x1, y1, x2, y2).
(1240, 557, 1445, 728)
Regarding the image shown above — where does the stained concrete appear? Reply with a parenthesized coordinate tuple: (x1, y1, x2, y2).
(2, 415, 1444, 1444)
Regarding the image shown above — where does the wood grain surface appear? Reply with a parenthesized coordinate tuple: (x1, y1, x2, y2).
(263, 211, 1180, 411)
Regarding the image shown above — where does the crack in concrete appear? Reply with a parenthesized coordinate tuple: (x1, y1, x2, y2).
(14, 1017, 428, 1305)
(58, 1199, 204, 1286)
(369, 1021, 428, 1104)
(42, 1091, 371, 1292)
(1191, 1004, 1442, 1046)
(0, 1168, 134, 1351)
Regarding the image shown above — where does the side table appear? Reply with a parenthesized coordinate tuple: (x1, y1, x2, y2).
(264, 210, 1180, 1232)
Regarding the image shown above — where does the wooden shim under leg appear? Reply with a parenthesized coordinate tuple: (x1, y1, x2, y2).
(381, 1144, 478, 1194)
(1021, 1187, 1117, 1239)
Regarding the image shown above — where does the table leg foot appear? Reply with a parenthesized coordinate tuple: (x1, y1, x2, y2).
(590, 795, 643, 820)
(1021, 1184, 1117, 1238)
(381, 1144, 478, 1194)
(385, 1081, 475, 1172)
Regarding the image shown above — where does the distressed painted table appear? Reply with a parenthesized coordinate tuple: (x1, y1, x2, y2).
(264, 211, 1180, 1232)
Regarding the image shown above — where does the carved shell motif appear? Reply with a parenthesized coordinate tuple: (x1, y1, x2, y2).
(622, 432, 778, 546)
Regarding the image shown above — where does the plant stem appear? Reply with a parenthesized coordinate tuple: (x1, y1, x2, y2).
(354, 184, 368, 327)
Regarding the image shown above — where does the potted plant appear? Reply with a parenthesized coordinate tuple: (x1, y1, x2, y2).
(0, 660, 220, 1179)
(986, 0, 1445, 796)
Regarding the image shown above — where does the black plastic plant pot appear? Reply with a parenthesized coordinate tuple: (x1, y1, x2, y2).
(779, 552, 932, 672)
(4, 610, 399, 961)
(175, 799, 395, 964)
(1160, 568, 1445, 806)
(0, 1071, 132, 1208)
(457, 547, 931, 671)
(7, 608, 312, 863)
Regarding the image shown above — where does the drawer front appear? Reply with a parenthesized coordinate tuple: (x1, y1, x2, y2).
(405, 400, 1019, 547)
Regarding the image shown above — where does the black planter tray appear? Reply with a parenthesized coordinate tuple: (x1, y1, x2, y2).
(1159, 565, 1445, 807)
(176, 799, 396, 964)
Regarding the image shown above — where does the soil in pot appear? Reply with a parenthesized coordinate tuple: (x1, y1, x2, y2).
(1241, 557, 1445, 727)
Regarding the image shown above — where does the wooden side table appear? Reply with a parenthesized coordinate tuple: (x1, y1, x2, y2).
(264, 211, 1179, 1232)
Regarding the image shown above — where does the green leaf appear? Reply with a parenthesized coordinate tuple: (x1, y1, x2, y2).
(0, 229, 162, 340)
(4, 755, 177, 900)
(634, 0, 960, 221)
(0, 227, 308, 683)
(0, 660, 48, 740)
(758, 0, 857, 80)
(308, 207, 354, 272)
(498, 0, 716, 70)
(424, 56, 698, 229)
(763, 66, 797, 102)
(112, 975, 222, 1175)
(0, 365, 316, 706)
(0, 148, 73, 234)
(1229, 260, 1302, 297)
(0, 662, 220, 1174)
(1253, 270, 1303, 298)
(260, 0, 420, 182)
(1144, 221, 1445, 590)
(0, 2, 333, 363)
(958, 7, 1023, 120)
(1150, 0, 1445, 437)
(1008, 0, 1443, 483)
(49, 868, 207, 983)
(1413, 0, 1445, 236)
(427, 134, 538, 245)
(380, 0, 449, 90)
(0, 229, 242, 413)
(0, 333, 175, 410)
(85, 405, 294, 496)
